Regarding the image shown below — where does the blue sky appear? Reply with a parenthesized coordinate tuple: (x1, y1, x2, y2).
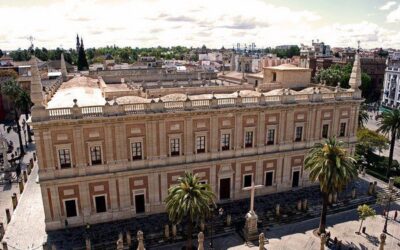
(1, 0, 400, 50)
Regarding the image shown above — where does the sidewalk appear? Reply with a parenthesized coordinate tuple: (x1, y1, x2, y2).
(2, 163, 46, 250)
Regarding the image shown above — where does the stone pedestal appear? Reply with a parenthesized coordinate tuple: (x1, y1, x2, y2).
(164, 224, 170, 239)
(275, 204, 280, 216)
(302, 199, 308, 211)
(226, 214, 231, 226)
(389, 177, 394, 190)
(379, 233, 386, 250)
(85, 237, 91, 250)
(126, 231, 132, 247)
(18, 180, 24, 194)
(11, 193, 17, 210)
(23, 170, 27, 182)
(372, 181, 377, 194)
(243, 211, 259, 241)
(197, 232, 204, 250)
(351, 188, 356, 199)
(297, 200, 302, 210)
(368, 182, 373, 195)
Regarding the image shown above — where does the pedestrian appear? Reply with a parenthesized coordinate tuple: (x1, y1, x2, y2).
(383, 209, 387, 217)
(395, 210, 398, 221)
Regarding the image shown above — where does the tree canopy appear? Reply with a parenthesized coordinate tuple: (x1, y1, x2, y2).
(316, 63, 373, 102)
(356, 128, 389, 155)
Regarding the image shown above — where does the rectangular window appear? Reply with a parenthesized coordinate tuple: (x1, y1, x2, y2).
(65, 200, 77, 217)
(170, 138, 180, 156)
(245, 131, 253, 148)
(196, 136, 206, 154)
(265, 172, 274, 187)
(131, 142, 142, 160)
(339, 122, 346, 137)
(295, 126, 303, 142)
(90, 146, 102, 165)
(243, 174, 252, 187)
(221, 134, 230, 151)
(267, 129, 275, 145)
(322, 124, 329, 138)
(95, 196, 107, 213)
(58, 149, 71, 169)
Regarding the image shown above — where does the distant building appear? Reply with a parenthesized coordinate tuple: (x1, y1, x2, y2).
(275, 45, 297, 50)
(382, 52, 400, 108)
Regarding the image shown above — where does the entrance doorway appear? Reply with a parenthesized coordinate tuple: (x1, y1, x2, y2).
(219, 178, 231, 200)
(65, 200, 77, 217)
(292, 171, 300, 188)
(135, 194, 145, 214)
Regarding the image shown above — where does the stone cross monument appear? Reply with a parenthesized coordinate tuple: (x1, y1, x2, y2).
(242, 181, 263, 241)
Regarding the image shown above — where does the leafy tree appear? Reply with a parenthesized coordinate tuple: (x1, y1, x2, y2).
(165, 172, 215, 250)
(1, 80, 31, 156)
(377, 109, 400, 178)
(305, 137, 357, 234)
(316, 63, 372, 102)
(356, 128, 389, 156)
(9, 49, 31, 61)
(357, 204, 376, 234)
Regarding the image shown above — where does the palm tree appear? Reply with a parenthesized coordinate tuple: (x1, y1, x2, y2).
(165, 172, 216, 250)
(358, 104, 369, 128)
(1, 80, 30, 157)
(305, 137, 357, 234)
(377, 109, 400, 178)
(15, 89, 32, 142)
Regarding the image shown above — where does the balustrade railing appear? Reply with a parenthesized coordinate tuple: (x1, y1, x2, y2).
(44, 91, 358, 121)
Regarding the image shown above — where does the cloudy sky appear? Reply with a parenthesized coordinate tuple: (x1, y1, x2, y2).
(1, 0, 400, 50)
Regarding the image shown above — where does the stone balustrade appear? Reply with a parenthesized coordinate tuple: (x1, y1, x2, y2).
(43, 89, 359, 121)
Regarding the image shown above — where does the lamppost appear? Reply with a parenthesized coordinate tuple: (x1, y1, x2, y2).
(209, 207, 224, 249)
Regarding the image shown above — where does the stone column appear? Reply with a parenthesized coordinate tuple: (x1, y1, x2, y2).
(275, 204, 280, 217)
(172, 224, 177, 239)
(368, 182, 373, 195)
(116, 239, 123, 250)
(164, 224, 170, 239)
(11, 193, 17, 210)
(226, 214, 231, 226)
(372, 181, 377, 194)
(302, 199, 308, 211)
(379, 233, 386, 250)
(23, 170, 27, 182)
(197, 231, 204, 250)
(259, 232, 265, 250)
(351, 188, 356, 199)
(0, 222, 5, 236)
(297, 200, 302, 210)
(200, 221, 205, 232)
(333, 192, 337, 203)
(126, 231, 132, 247)
(5, 209, 11, 223)
(328, 193, 332, 204)
(137, 230, 145, 250)
(18, 180, 24, 194)
(389, 177, 394, 190)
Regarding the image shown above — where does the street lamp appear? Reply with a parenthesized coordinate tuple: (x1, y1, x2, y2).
(209, 207, 224, 249)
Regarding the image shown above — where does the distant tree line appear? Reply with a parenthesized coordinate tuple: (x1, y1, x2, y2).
(264, 46, 300, 58)
(4, 46, 198, 65)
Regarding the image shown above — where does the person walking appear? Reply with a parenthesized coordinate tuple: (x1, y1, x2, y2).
(394, 210, 398, 221)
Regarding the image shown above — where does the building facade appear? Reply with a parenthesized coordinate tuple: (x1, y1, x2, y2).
(30, 54, 363, 231)
(382, 52, 400, 108)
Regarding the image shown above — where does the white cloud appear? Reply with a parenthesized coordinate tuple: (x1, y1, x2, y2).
(0, 0, 398, 50)
(387, 5, 400, 22)
(380, 1, 397, 10)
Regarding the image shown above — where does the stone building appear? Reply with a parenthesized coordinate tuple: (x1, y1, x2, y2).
(30, 53, 363, 231)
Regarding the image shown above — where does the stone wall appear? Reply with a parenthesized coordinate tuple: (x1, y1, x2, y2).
(89, 68, 217, 83)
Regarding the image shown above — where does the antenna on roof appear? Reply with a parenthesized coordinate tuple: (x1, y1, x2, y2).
(27, 35, 35, 53)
